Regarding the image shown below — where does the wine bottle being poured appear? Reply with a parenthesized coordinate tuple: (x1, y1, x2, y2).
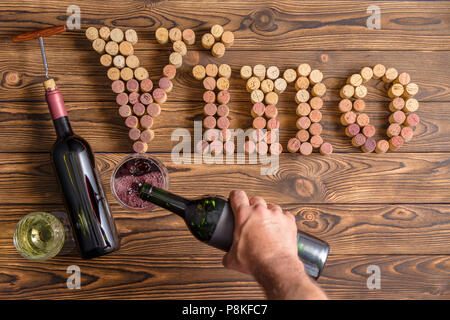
(137, 183, 329, 279)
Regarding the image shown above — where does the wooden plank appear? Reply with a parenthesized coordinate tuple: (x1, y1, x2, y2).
(0, 153, 448, 205)
(0, 253, 448, 299)
(1, 0, 449, 51)
(0, 101, 445, 153)
(2, 50, 448, 102)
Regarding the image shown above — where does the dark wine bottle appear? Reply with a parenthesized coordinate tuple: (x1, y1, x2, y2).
(45, 79, 120, 258)
(138, 183, 329, 278)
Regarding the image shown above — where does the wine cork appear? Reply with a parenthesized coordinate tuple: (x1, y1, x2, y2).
(354, 85, 368, 99)
(163, 64, 177, 80)
(169, 27, 182, 42)
(192, 65, 206, 80)
(401, 126, 414, 142)
(266, 66, 280, 80)
(126, 79, 139, 92)
(352, 133, 366, 147)
(159, 77, 173, 93)
(250, 89, 264, 104)
(246, 77, 261, 92)
(320, 142, 333, 155)
(196, 140, 210, 154)
(218, 64, 232, 79)
(240, 66, 252, 80)
(121, 67, 134, 81)
(169, 52, 183, 68)
(353, 99, 366, 112)
(113, 55, 126, 69)
(125, 115, 139, 128)
(388, 83, 404, 98)
(267, 142, 282, 155)
(404, 113, 420, 127)
(372, 64, 386, 79)
(299, 142, 313, 155)
(119, 41, 134, 56)
(264, 104, 278, 118)
(221, 31, 234, 48)
(403, 98, 419, 113)
(362, 124, 376, 138)
(217, 116, 230, 129)
(310, 97, 323, 110)
(375, 140, 389, 154)
(224, 140, 235, 154)
(389, 136, 404, 151)
(338, 99, 352, 113)
(296, 103, 311, 117)
(125, 29, 138, 45)
(287, 138, 301, 153)
(296, 116, 311, 130)
(126, 123, 139, 139)
(402, 83, 419, 98)
(295, 90, 310, 104)
(216, 77, 230, 91)
(107, 67, 121, 81)
(273, 78, 287, 94)
(217, 104, 230, 117)
(309, 109, 322, 123)
(345, 123, 360, 137)
(204, 103, 217, 116)
(210, 140, 224, 155)
(297, 64, 311, 77)
(119, 104, 132, 117)
(340, 85, 355, 99)
(206, 64, 219, 77)
(140, 78, 153, 92)
(133, 103, 146, 116)
(310, 135, 323, 149)
(100, 54, 112, 67)
(295, 76, 309, 91)
(387, 123, 401, 137)
(252, 117, 266, 130)
(203, 90, 216, 103)
(356, 113, 370, 127)
(244, 140, 256, 154)
(256, 141, 268, 155)
(203, 115, 216, 129)
(267, 118, 280, 130)
(360, 67, 373, 82)
(85, 27, 99, 41)
(251, 102, 265, 118)
(261, 79, 274, 93)
(265, 91, 279, 105)
(253, 65, 266, 81)
(382, 67, 398, 83)
(140, 92, 153, 105)
(283, 69, 297, 83)
(389, 97, 405, 112)
(347, 74, 363, 87)
(201, 33, 215, 49)
(265, 130, 279, 144)
(133, 141, 148, 154)
(309, 122, 323, 136)
(92, 38, 106, 54)
(311, 83, 326, 97)
(217, 91, 231, 104)
(250, 129, 266, 142)
(128, 92, 140, 105)
(153, 88, 168, 104)
(156, 27, 169, 44)
(340, 111, 357, 126)
(147, 103, 161, 117)
(182, 29, 196, 45)
(211, 24, 224, 40)
(211, 42, 226, 58)
(389, 110, 406, 124)
(125, 55, 140, 69)
(105, 40, 119, 56)
(362, 138, 376, 153)
(204, 128, 220, 142)
(116, 92, 129, 105)
(173, 40, 187, 56)
(296, 129, 310, 142)
(309, 70, 323, 85)
(203, 77, 216, 91)
(111, 80, 125, 94)
(110, 28, 124, 42)
(140, 129, 155, 143)
(98, 27, 110, 41)
(395, 72, 411, 86)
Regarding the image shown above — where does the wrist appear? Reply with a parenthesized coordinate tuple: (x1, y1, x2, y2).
(253, 254, 307, 285)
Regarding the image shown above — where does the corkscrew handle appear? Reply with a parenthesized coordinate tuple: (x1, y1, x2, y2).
(12, 25, 66, 42)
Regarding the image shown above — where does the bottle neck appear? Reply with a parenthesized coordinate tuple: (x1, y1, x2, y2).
(139, 183, 190, 218)
(53, 116, 73, 139)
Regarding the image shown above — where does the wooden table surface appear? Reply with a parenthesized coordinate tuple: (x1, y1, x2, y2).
(0, 0, 449, 299)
